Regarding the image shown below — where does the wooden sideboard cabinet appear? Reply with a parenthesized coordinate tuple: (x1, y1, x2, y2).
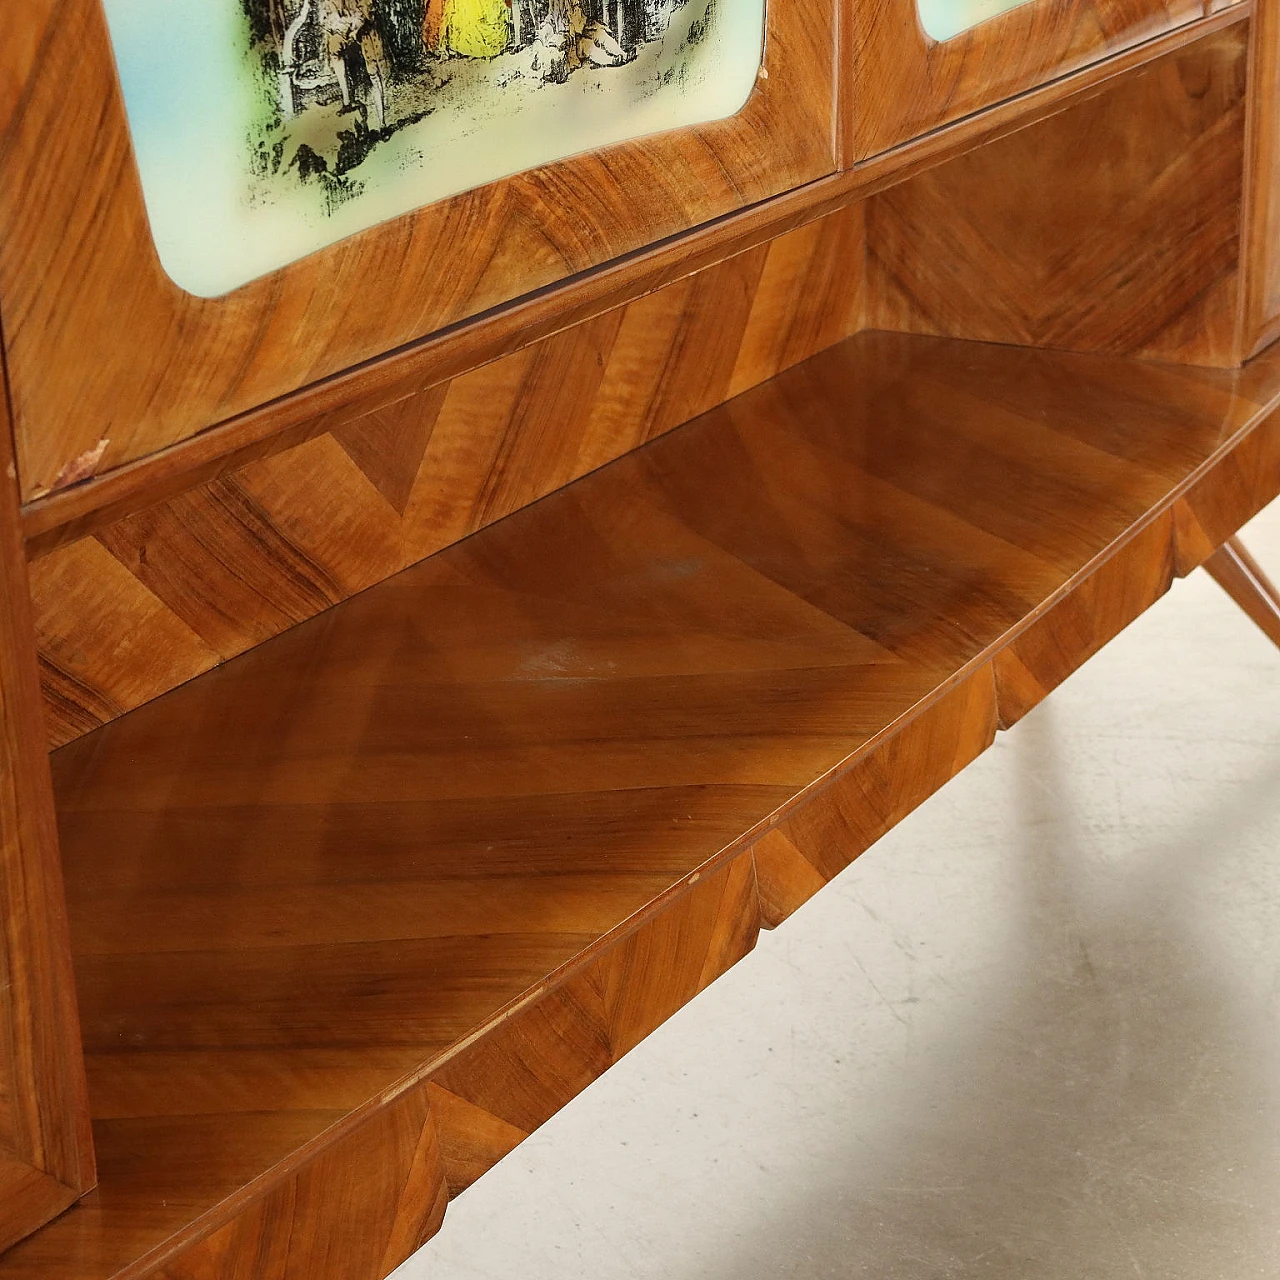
(0, 0, 1278, 1277)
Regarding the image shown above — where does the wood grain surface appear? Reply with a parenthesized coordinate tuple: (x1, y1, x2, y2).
(993, 514, 1177, 726)
(10, 5, 1249, 560)
(4, 329, 1279, 1280)
(845, 0, 1215, 159)
(0, 361, 94, 1252)
(29, 207, 867, 749)
(1172, 409, 1280, 571)
(1202, 534, 1280, 645)
(1241, 0, 1280, 354)
(755, 675, 998, 926)
(0, 0, 835, 501)
(27, 25, 1264, 750)
(864, 26, 1250, 366)
(0, 7, 1271, 1275)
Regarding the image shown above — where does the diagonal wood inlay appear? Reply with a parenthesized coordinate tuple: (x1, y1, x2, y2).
(4, 331, 1280, 1280)
(29, 207, 867, 749)
(865, 29, 1249, 366)
(331, 384, 450, 518)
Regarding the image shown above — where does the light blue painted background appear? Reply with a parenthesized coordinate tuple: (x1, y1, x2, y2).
(99, 0, 765, 296)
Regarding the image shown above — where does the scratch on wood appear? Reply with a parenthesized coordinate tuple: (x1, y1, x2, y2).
(50, 439, 109, 493)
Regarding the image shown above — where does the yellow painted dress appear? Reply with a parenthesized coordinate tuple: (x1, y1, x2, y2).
(439, 0, 510, 58)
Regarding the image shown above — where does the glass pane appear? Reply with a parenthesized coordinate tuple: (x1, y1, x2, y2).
(100, 0, 765, 296)
(916, 0, 1034, 41)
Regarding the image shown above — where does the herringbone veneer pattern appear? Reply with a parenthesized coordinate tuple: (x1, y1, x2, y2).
(865, 29, 1249, 367)
(7, 332, 1280, 1280)
(30, 208, 866, 749)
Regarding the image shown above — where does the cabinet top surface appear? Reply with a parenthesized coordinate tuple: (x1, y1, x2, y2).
(8, 329, 1278, 1278)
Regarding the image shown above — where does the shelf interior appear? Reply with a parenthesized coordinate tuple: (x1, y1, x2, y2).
(5, 330, 1280, 1278)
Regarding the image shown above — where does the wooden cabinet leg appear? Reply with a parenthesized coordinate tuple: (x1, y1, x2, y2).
(1202, 536, 1280, 650)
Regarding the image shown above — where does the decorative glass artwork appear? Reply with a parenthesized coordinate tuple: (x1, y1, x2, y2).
(916, 0, 1035, 41)
(100, 0, 765, 297)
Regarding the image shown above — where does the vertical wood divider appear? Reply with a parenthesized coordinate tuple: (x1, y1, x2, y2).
(0, 344, 94, 1251)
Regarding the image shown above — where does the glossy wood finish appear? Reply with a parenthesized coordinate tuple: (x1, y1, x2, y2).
(755, 676, 997, 926)
(1203, 535, 1280, 645)
(27, 207, 867, 748)
(0, 362, 94, 1251)
(0, 5, 1240, 566)
(1172, 412, 1280, 570)
(845, 0, 1214, 160)
(2, 5, 1247, 540)
(994, 514, 1176, 726)
(1241, 0, 1280, 355)
(4, 330, 1280, 1279)
(0, 0, 836, 501)
(28, 24, 1267, 752)
(0, 6, 1273, 1273)
(865, 26, 1250, 367)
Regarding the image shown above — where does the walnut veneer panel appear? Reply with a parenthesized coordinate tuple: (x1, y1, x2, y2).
(10, 5, 1250, 565)
(865, 26, 1249, 366)
(1242, 0, 1280, 353)
(5, 330, 1280, 1280)
(754, 675, 998, 927)
(993, 513, 1177, 725)
(846, 0, 1212, 159)
(0, 371, 94, 1250)
(0, 0, 835, 500)
(1173, 379, 1280, 570)
(30, 207, 867, 749)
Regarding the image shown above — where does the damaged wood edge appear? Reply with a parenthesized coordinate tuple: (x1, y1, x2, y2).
(17, 3, 1250, 560)
(42, 440, 110, 498)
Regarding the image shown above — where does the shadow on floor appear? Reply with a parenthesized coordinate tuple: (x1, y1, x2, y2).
(697, 705, 1280, 1279)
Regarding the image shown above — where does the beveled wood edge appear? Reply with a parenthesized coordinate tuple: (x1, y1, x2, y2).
(61, 378, 1280, 1280)
(19, 3, 1252, 560)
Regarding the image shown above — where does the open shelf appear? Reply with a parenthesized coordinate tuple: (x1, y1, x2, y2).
(5, 331, 1280, 1279)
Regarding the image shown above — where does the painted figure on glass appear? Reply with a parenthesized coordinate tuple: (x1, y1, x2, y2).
(98, 0, 763, 293)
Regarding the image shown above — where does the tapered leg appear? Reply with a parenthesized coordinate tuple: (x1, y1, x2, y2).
(1203, 536, 1280, 650)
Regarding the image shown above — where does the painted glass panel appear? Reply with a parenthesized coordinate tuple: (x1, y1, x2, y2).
(100, 0, 765, 296)
(916, 0, 1035, 40)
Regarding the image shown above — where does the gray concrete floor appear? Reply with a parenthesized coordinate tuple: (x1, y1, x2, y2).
(397, 501, 1280, 1280)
